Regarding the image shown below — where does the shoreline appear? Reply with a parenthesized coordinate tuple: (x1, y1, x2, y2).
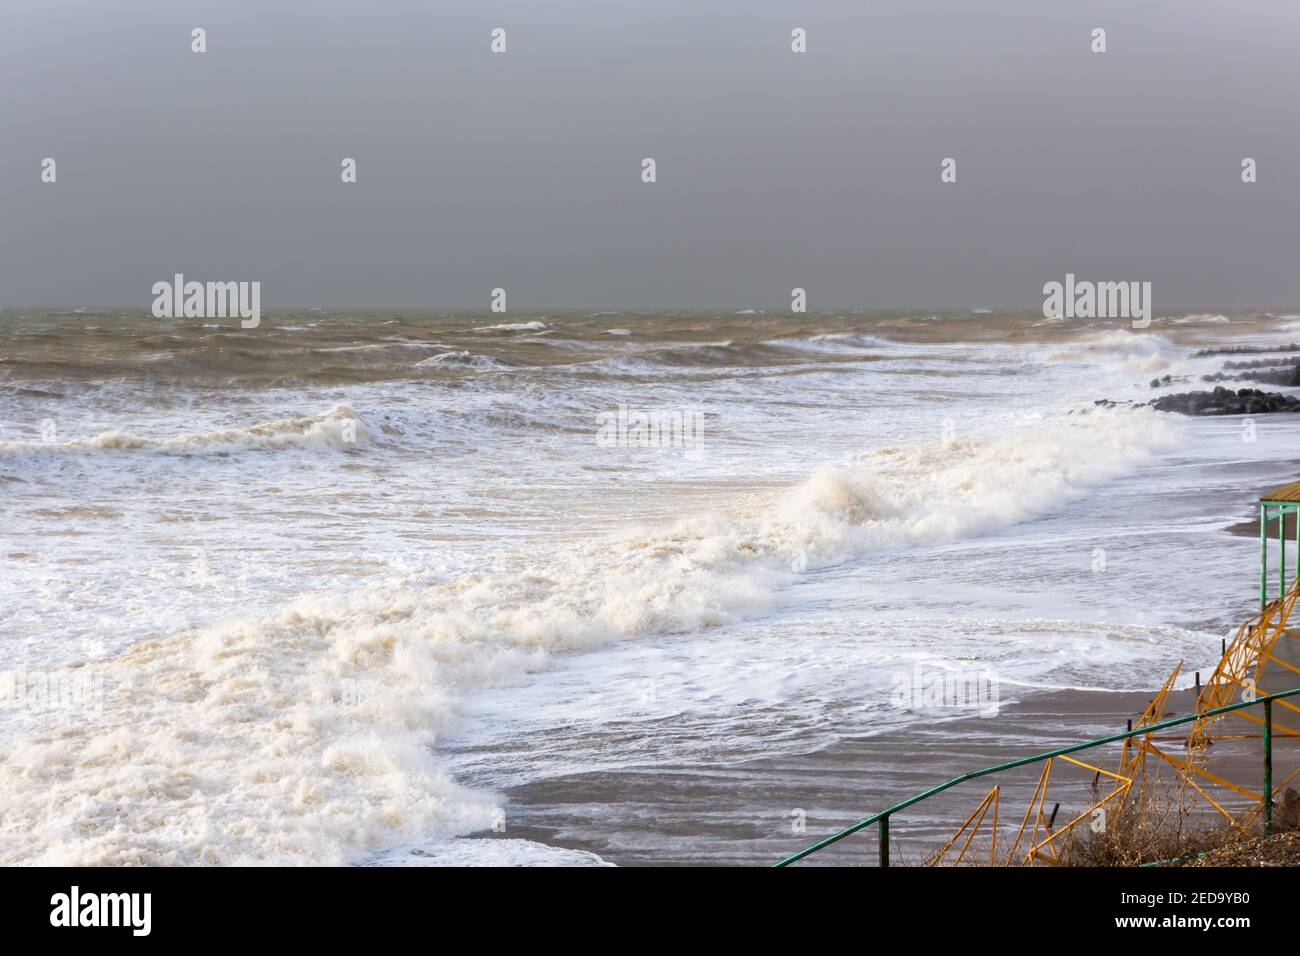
(470, 681, 1281, 866)
(457, 503, 1300, 867)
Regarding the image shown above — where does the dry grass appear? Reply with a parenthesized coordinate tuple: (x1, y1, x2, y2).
(1181, 828, 1300, 865)
(1053, 777, 1241, 866)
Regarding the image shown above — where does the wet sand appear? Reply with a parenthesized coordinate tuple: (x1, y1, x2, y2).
(473, 683, 1289, 866)
(1221, 458, 1300, 537)
(1226, 508, 1299, 539)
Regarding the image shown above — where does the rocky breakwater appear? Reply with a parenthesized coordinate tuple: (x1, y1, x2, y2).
(1098, 342, 1300, 417)
(1146, 386, 1300, 416)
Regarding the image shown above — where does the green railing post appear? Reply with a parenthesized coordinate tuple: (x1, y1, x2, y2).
(1281, 508, 1287, 600)
(1264, 698, 1273, 835)
(879, 815, 890, 868)
(1261, 504, 1268, 610)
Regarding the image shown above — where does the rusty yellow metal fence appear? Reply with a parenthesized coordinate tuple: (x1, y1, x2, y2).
(774, 685, 1298, 867)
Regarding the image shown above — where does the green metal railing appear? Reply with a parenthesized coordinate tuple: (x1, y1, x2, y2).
(1260, 499, 1300, 609)
(774, 685, 1300, 867)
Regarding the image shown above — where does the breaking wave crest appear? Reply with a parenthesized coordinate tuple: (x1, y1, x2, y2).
(0, 405, 369, 457)
(413, 351, 505, 370)
(1047, 330, 1172, 362)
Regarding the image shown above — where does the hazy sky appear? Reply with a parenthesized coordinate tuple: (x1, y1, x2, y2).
(2, 0, 1298, 311)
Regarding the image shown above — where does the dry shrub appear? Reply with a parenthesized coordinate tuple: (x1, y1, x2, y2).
(1055, 774, 1243, 866)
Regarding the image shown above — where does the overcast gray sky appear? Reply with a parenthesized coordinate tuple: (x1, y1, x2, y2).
(2, 0, 1298, 312)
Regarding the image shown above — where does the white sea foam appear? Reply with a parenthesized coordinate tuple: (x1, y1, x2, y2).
(0, 405, 368, 457)
(413, 350, 502, 369)
(775, 406, 1182, 560)
(781, 332, 894, 354)
(1170, 313, 1231, 325)
(368, 839, 613, 866)
(0, 406, 1181, 865)
(1046, 330, 1180, 373)
(473, 321, 547, 332)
